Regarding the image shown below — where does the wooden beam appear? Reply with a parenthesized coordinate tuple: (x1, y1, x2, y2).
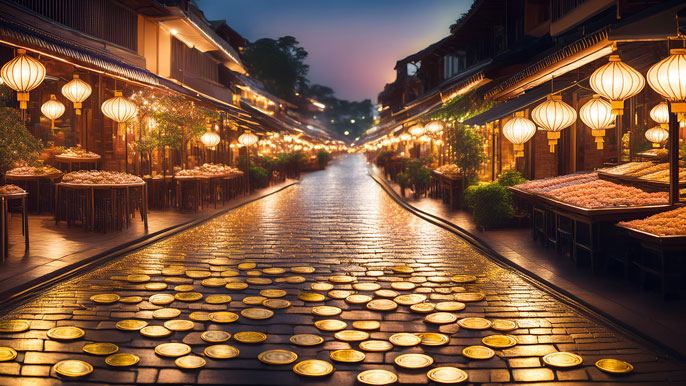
(668, 106, 679, 205)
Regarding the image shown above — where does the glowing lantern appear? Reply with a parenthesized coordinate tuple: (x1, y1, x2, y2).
(61, 74, 92, 115)
(40, 94, 65, 129)
(650, 102, 670, 128)
(502, 112, 536, 158)
(531, 95, 577, 152)
(647, 49, 686, 121)
(238, 131, 258, 147)
(589, 55, 644, 115)
(0, 49, 46, 109)
(579, 95, 615, 150)
(399, 133, 411, 142)
(200, 131, 220, 148)
(425, 121, 444, 133)
(645, 126, 669, 147)
(101, 91, 138, 137)
(409, 124, 425, 137)
(382, 139, 391, 147)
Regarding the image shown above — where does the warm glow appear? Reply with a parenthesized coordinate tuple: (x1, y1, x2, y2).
(647, 49, 686, 120)
(645, 126, 668, 147)
(101, 91, 138, 137)
(238, 131, 258, 146)
(589, 55, 644, 115)
(650, 102, 670, 126)
(40, 94, 65, 129)
(200, 130, 221, 148)
(409, 124, 425, 137)
(0, 49, 46, 109)
(425, 121, 444, 133)
(531, 95, 577, 152)
(502, 112, 536, 158)
(61, 74, 92, 115)
(579, 94, 615, 150)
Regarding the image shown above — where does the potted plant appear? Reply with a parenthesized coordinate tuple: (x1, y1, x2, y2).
(0, 107, 43, 177)
(317, 150, 331, 169)
(397, 173, 409, 197)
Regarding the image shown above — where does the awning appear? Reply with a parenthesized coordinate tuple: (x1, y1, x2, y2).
(609, 1, 685, 42)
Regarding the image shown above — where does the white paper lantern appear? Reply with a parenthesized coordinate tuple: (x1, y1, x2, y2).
(200, 130, 221, 148)
(645, 126, 668, 147)
(531, 95, 577, 152)
(101, 91, 138, 137)
(409, 124, 425, 137)
(650, 102, 670, 127)
(579, 94, 615, 150)
(1, 49, 46, 109)
(61, 74, 92, 115)
(40, 94, 65, 129)
(589, 55, 644, 115)
(647, 48, 686, 121)
(502, 112, 536, 158)
(238, 131, 258, 147)
(425, 121, 444, 133)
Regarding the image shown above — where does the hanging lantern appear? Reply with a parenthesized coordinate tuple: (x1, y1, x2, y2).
(502, 112, 536, 158)
(579, 94, 615, 150)
(589, 54, 644, 115)
(101, 91, 138, 137)
(645, 126, 669, 147)
(238, 130, 258, 147)
(648, 49, 686, 121)
(200, 130, 221, 148)
(531, 95, 577, 152)
(425, 121, 444, 133)
(650, 102, 670, 128)
(0, 49, 46, 109)
(61, 74, 92, 115)
(399, 133, 411, 142)
(40, 94, 65, 129)
(409, 123, 425, 137)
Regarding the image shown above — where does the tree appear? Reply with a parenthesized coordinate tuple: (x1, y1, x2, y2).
(447, 123, 485, 185)
(304, 84, 373, 138)
(241, 36, 309, 101)
(0, 107, 43, 175)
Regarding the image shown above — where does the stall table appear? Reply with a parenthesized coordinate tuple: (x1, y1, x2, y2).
(54, 154, 101, 172)
(4, 172, 63, 213)
(0, 191, 29, 261)
(431, 170, 464, 209)
(597, 171, 686, 193)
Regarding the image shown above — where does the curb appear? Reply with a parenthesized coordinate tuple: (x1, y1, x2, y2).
(0, 181, 299, 311)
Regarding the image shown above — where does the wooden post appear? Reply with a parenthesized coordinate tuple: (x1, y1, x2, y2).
(616, 114, 623, 164)
(668, 107, 679, 205)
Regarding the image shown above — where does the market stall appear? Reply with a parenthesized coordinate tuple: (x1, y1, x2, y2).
(0, 185, 29, 261)
(54, 147, 101, 172)
(174, 164, 243, 211)
(4, 165, 63, 213)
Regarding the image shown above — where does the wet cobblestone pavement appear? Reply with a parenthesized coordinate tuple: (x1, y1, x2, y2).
(0, 154, 685, 385)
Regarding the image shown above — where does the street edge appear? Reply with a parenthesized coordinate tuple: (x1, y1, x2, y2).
(368, 168, 684, 361)
(0, 181, 300, 312)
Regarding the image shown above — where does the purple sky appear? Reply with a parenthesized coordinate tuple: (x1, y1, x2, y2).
(199, 0, 472, 102)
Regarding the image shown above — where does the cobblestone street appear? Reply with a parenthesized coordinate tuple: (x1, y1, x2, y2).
(0, 154, 684, 385)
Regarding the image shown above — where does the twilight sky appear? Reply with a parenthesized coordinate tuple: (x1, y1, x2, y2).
(198, 0, 472, 102)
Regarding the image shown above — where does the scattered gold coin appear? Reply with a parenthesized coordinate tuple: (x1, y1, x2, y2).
(595, 358, 634, 374)
(263, 299, 291, 309)
(427, 366, 469, 384)
(389, 333, 421, 347)
(395, 353, 434, 369)
(116, 320, 147, 331)
(233, 331, 267, 344)
(105, 353, 139, 367)
(330, 349, 365, 363)
(366, 299, 398, 311)
(352, 320, 380, 330)
(359, 340, 394, 352)
(155, 342, 191, 357)
(47, 326, 85, 340)
(208, 312, 239, 324)
(53, 360, 93, 377)
(457, 317, 491, 330)
(163, 319, 195, 332)
(292, 359, 334, 377)
(201, 331, 231, 343)
(462, 345, 495, 360)
(482, 335, 517, 349)
(204, 344, 240, 359)
(82, 342, 118, 356)
(314, 319, 347, 331)
(144, 282, 167, 291)
(0, 347, 17, 362)
(140, 325, 172, 338)
(311, 306, 341, 316)
(0, 320, 30, 333)
(290, 334, 324, 346)
(334, 330, 369, 342)
(205, 294, 232, 304)
(89, 294, 120, 304)
(258, 349, 298, 365)
(357, 369, 397, 385)
(353, 283, 380, 291)
(299, 292, 326, 302)
(241, 308, 274, 320)
(152, 308, 181, 320)
(543, 352, 583, 368)
(174, 292, 203, 302)
(175, 355, 206, 369)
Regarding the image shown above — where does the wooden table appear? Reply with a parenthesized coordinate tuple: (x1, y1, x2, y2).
(174, 175, 203, 212)
(54, 155, 101, 172)
(143, 176, 174, 209)
(4, 173, 63, 213)
(0, 191, 29, 261)
(431, 170, 464, 209)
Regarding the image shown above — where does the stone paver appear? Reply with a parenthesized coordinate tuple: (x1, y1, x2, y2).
(0, 154, 683, 385)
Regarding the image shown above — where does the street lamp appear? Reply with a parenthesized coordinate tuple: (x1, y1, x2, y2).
(238, 130, 258, 190)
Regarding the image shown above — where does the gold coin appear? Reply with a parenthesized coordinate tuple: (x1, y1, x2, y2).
(185, 270, 211, 279)
(247, 277, 272, 285)
(0, 347, 17, 362)
(237, 262, 256, 270)
(152, 308, 181, 319)
(427, 366, 469, 384)
(395, 353, 434, 369)
(260, 289, 287, 298)
(162, 267, 185, 276)
(116, 320, 147, 331)
(126, 274, 150, 283)
(119, 296, 143, 304)
(263, 299, 291, 309)
(311, 282, 334, 291)
(155, 342, 191, 357)
(246, 270, 262, 277)
(53, 359, 93, 377)
(234, 331, 267, 344)
(243, 296, 267, 305)
(175, 292, 203, 302)
(145, 282, 168, 291)
(357, 369, 397, 385)
(164, 277, 191, 284)
(207, 258, 231, 266)
(330, 349, 365, 363)
(410, 303, 435, 313)
(149, 294, 175, 306)
(299, 292, 326, 302)
(428, 276, 450, 283)
(293, 359, 334, 377)
(389, 333, 421, 347)
(225, 282, 248, 290)
(220, 269, 240, 277)
(105, 353, 139, 367)
(258, 349, 298, 365)
(0, 320, 29, 333)
(366, 299, 398, 311)
(263, 267, 286, 275)
(359, 340, 394, 352)
(543, 352, 583, 368)
(82, 342, 118, 355)
(482, 335, 517, 349)
(393, 294, 426, 306)
(202, 278, 227, 287)
(175, 355, 206, 369)
(201, 330, 231, 343)
(140, 325, 172, 338)
(241, 308, 274, 320)
(90, 294, 120, 304)
(285, 276, 306, 283)
(435, 301, 466, 312)
(326, 290, 350, 299)
(47, 326, 84, 340)
(391, 282, 415, 291)
(329, 275, 355, 283)
(450, 275, 476, 283)
(312, 306, 341, 316)
(491, 319, 518, 331)
(457, 317, 491, 330)
(292, 266, 315, 274)
(204, 344, 239, 359)
(209, 311, 239, 323)
(189, 312, 211, 322)
(463, 345, 495, 360)
(205, 294, 232, 304)
(290, 334, 324, 346)
(314, 319, 347, 331)
(374, 289, 399, 298)
(353, 283, 380, 291)
(352, 320, 380, 330)
(174, 284, 194, 292)
(164, 319, 195, 331)
(334, 330, 369, 342)
(454, 292, 485, 302)
(346, 294, 372, 304)
(392, 265, 414, 274)
(417, 332, 449, 346)
(425, 312, 457, 325)
(595, 358, 634, 374)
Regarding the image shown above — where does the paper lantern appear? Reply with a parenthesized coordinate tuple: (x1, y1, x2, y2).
(101, 91, 138, 137)
(650, 102, 670, 127)
(238, 131, 258, 146)
(589, 55, 644, 115)
(399, 133, 411, 142)
(409, 124, 425, 137)
(502, 112, 536, 158)
(40, 94, 65, 129)
(579, 94, 615, 150)
(645, 126, 668, 147)
(0, 49, 46, 109)
(531, 95, 577, 152)
(647, 49, 686, 121)
(425, 121, 444, 133)
(61, 74, 92, 115)
(200, 130, 220, 148)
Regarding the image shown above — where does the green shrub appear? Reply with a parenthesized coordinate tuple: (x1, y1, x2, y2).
(0, 107, 42, 174)
(257, 156, 277, 175)
(317, 150, 331, 168)
(396, 173, 409, 188)
(406, 159, 431, 188)
(497, 170, 526, 187)
(463, 184, 481, 210)
(468, 182, 514, 228)
(375, 150, 395, 167)
(249, 165, 269, 188)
